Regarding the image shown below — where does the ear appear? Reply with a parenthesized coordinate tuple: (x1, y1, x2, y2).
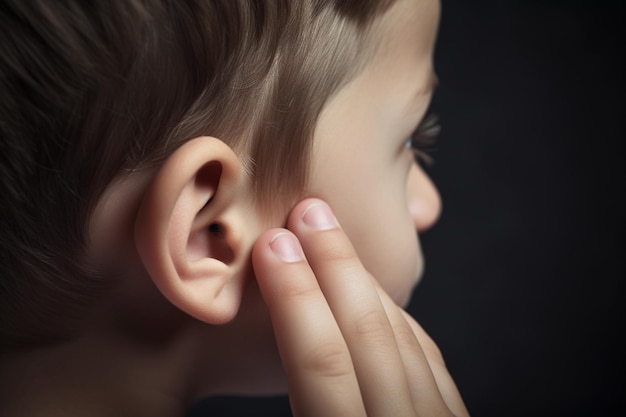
(135, 136, 252, 324)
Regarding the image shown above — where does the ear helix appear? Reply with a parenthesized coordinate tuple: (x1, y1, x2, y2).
(134, 136, 249, 324)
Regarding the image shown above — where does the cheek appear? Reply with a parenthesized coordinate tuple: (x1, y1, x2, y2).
(358, 221, 421, 307)
(308, 142, 423, 306)
(337, 190, 423, 306)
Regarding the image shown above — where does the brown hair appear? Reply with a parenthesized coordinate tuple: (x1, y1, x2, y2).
(0, 0, 396, 348)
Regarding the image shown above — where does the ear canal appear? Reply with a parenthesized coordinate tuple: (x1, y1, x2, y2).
(187, 221, 234, 265)
(208, 222, 225, 237)
(207, 222, 235, 264)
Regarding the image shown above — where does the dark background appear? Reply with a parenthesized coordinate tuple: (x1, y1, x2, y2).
(188, 0, 625, 415)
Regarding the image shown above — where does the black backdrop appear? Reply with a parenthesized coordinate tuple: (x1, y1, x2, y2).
(188, 1, 624, 415)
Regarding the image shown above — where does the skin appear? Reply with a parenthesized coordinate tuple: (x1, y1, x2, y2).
(251, 0, 468, 414)
(253, 199, 469, 416)
(305, 0, 442, 306)
(0, 0, 469, 415)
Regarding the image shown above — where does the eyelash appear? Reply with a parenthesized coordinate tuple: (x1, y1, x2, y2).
(404, 113, 440, 165)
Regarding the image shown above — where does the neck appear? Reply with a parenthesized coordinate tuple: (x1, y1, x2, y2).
(0, 329, 198, 417)
(0, 279, 285, 417)
(0, 275, 207, 417)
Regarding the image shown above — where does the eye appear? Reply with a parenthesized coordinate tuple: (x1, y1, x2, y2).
(404, 113, 440, 165)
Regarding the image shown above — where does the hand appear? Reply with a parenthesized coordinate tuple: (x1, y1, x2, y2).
(252, 199, 469, 417)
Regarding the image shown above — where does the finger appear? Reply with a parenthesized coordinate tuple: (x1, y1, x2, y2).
(252, 228, 365, 417)
(376, 284, 469, 417)
(399, 310, 471, 417)
(375, 285, 454, 415)
(287, 199, 416, 417)
(365, 256, 468, 416)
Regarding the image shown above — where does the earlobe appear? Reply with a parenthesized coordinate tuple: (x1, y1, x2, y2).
(134, 136, 250, 324)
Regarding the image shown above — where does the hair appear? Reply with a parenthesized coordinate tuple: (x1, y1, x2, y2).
(0, 0, 397, 348)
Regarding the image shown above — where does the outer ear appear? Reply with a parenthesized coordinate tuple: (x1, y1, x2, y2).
(135, 136, 251, 324)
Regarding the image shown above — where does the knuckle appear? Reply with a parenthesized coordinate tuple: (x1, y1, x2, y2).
(316, 238, 357, 264)
(300, 341, 353, 379)
(352, 308, 393, 344)
(275, 277, 321, 300)
(393, 321, 421, 349)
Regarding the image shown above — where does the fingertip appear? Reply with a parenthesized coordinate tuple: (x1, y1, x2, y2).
(288, 198, 325, 221)
(253, 228, 286, 260)
(254, 228, 287, 249)
(269, 232, 305, 263)
(253, 228, 305, 266)
(288, 198, 339, 232)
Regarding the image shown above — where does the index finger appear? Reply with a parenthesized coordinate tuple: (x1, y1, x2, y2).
(252, 228, 366, 417)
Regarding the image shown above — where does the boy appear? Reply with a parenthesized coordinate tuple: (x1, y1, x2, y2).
(0, 0, 468, 415)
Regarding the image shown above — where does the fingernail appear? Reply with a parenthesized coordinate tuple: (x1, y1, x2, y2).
(301, 202, 338, 231)
(269, 232, 305, 263)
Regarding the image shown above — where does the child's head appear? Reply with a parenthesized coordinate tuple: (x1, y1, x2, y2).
(1, 0, 440, 396)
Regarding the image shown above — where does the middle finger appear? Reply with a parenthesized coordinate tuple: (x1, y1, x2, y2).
(288, 199, 416, 417)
